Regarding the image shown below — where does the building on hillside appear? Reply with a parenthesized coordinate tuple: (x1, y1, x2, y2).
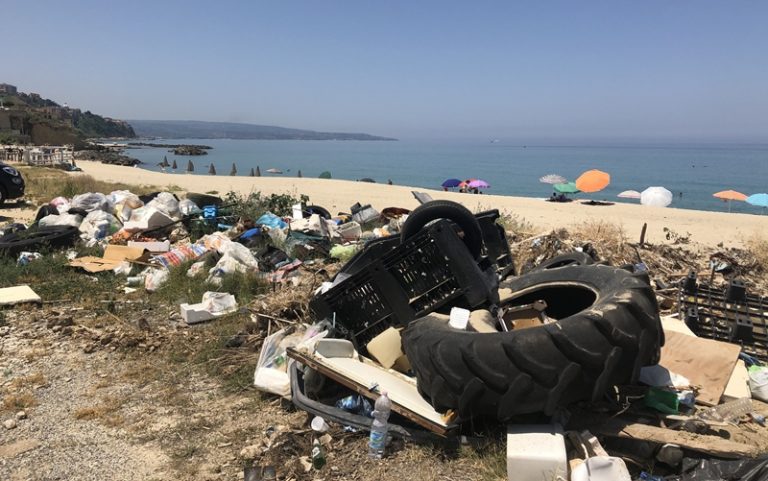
(0, 144, 74, 166)
(0, 83, 18, 95)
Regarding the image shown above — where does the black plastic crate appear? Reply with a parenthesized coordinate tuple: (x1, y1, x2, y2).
(475, 209, 515, 278)
(311, 219, 497, 351)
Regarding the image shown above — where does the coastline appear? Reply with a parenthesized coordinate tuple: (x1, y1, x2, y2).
(74, 160, 768, 249)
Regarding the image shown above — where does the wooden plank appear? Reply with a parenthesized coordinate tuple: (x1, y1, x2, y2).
(723, 359, 751, 402)
(286, 347, 454, 436)
(592, 419, 760, 459)
(659, 330, 741, 406)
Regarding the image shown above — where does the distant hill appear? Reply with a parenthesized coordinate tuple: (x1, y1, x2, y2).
(129, 120, 396, 141)
(0, 86, 135, 145)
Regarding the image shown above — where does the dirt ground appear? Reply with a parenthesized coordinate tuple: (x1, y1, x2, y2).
(0, 304, 496, 481)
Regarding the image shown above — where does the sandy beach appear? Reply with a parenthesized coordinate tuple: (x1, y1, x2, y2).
(75, 160, 767, 248)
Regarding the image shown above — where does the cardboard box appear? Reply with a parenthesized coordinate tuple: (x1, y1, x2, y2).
(69, 245, 149, 273)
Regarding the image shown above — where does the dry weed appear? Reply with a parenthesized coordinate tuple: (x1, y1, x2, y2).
(10, 372, 47, 389)
(3, 392, 38, 411)
(73, 395, 124, 421)
(746, 234, 768, 272)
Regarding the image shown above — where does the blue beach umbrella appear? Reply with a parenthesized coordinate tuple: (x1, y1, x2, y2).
(746, 193, 768, 212)
(442, 178, 462, 188)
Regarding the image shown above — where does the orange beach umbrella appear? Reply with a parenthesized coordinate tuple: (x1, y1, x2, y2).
(575, 169, 611, 193)
(713, 190, 747, 201)
(713, 190, 748, 212)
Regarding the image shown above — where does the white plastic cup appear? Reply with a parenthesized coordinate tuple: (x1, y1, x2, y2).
(311, 416, 329, 433)
(449, 307, 471, 330)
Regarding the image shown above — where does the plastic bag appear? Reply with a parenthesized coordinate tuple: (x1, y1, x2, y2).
(17, 251, 42, 266)
(256, 212, 287, 230)
(39, 213, 83, 228)
(254, 329, 291, 398)
(667, 456, 768, 481)
(111, 191, 143, 222)
(79, 210, 120, 240)
(70, 192, 112, 213)
(749, 365, 768, 402)
(186, 261, 206, 278)
(145, 192, 181, 220)
(178, 198, 202, 216)
(144, 267, 169, 292)
(201, 291, 237, 315)
(152, 243, 210, 268)
(123, 207, 173, 233)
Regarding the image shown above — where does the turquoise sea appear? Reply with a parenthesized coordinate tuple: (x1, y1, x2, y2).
(126, 139, 768, 215)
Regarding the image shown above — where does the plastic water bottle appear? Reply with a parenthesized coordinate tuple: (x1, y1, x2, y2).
(368, 392, 391, 459)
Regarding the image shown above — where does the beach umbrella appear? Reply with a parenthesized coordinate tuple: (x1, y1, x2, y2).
(442, 178, 462, 188)
(575, 169, 611, 193)
(359, 178, 376, 183)
(539, 174, 567, 185)
(171, 159, 177, 170)
(230, 162, 237, 176)
(208, 163, 217, 175)
(186, 159, 194, 173)
(266, 168, 282, 174)
(554, 182, 579, 194)
(713, 190, 747, 212)
(640, 186, 673, 207)
(468, 179, 490, 189)
(617, 190, 642, 199)
(256, 166, 261, 176)
(746, 193, 768, 213)
(319, 171, 332, 179)
(298, 170, 302, 178)
(249, 167, 255, 177)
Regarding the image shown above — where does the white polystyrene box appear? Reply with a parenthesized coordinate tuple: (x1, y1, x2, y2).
(506, 424, 567, 481)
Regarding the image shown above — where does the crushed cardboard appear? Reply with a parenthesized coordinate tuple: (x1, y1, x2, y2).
(69, 245, 150, 273)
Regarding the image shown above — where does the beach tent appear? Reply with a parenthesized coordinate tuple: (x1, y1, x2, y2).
(319, 171, 332, 179)
(640, 186, 673, 207)
(539, 174, 567, 185)
(575, 169, 610, 193)
(713, 190, 747, 212)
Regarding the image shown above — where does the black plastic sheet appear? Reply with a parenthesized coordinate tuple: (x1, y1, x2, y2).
(665, 456, 768, 481)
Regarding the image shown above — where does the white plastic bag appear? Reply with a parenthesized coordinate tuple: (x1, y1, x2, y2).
(201, 291, 237, 315)
(145, 192, 181, 220)
(206, 242, 258, 283)
(178, 198, 202, 216)
(144, 267, 169, 292)
(70, 192, 112, 213)
(79, 210, 120, 240)
(39, 213, 83, 228)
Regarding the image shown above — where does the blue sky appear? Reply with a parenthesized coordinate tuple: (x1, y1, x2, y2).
(3, 1, 767, 141)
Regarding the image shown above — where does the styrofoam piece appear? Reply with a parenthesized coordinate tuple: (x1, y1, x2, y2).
(571, 456, 630, 481)
(180, 302, 216, 324)
(506, 424, 567, 481)
(314, 338, 355, 358)
(449, 307, 470, 330)
(0, 285, 41, 305)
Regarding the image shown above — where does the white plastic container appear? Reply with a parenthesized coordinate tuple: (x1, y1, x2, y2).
(571, 456, 631, 481)
(506, 424, 567, 481)
(337, 221, 362, 241)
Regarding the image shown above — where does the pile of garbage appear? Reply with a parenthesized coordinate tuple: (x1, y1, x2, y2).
(2, 190, 767, 481)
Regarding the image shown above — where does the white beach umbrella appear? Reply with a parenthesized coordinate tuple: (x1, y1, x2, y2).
(539, 174, 567, 185)
(617, 190, 642, 199)
(640, 186, 673, 207)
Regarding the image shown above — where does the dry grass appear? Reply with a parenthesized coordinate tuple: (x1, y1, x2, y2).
(3, 392, 38, 411)
(10, 372, 47, 389)
(17, 166, 161, 203)
(570, 220, 632, 264)
(73, 395, 125, 426)
(747, 233, 768, 272)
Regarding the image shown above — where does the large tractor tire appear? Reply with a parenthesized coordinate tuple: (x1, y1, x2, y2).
(402, 264, 662, 421)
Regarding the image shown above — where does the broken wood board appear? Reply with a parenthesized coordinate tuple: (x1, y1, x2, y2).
(723, 359, 751, 401)
(659, 330, 741, 406)
(591, 419, 760, 459)
(0, 285, 41, 306)
(287, 347, 455, 436)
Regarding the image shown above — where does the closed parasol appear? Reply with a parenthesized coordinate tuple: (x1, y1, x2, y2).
(575, 169, 610, 193)
(713, 190, 747, 212)
(617, 190, 642, 199)
(554, 182, 579, 194)
(539, 174, 567, 185)
(208, 163, 217, 175)
(640, 186, 673, 207)
(230, 162, 237, 176)
(186, 159, 194, 173)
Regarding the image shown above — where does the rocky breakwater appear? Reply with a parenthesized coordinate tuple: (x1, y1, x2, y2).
(172, 144, 210, 156)
(74, 149, 142, 166)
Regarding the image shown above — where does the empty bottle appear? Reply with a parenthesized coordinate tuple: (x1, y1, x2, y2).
(368, 391, 391, 459)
